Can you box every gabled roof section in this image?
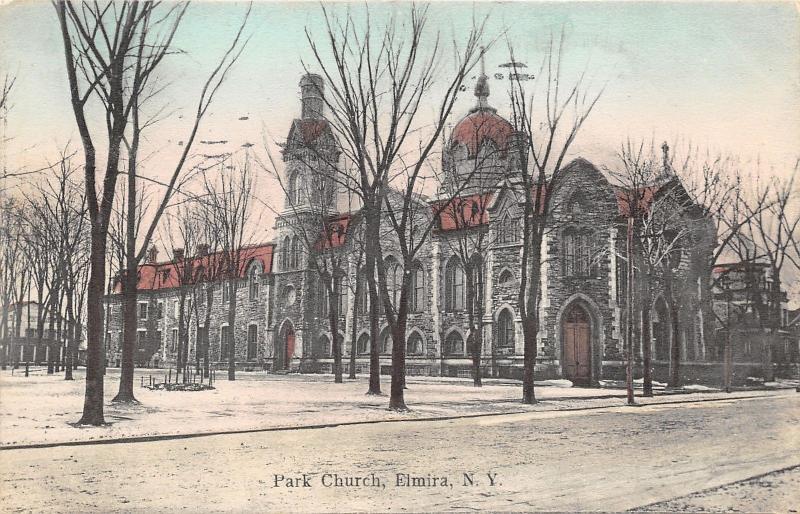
[315,213,353,250]
[112,243,275,293]
[434,192,493,232]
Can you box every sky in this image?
[0,1,798,228]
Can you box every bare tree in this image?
[731,162,799,382]
[54,1,250,419]
[0,194,28,368]
[507,33,602,404]
[200,153,257,381]
[305,4,487,409]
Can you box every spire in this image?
[474,46,490,110]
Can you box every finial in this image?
[474,47,490,110]
[661,141,670,173]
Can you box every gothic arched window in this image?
[288,170,304,205]
[357,333,370,354]
[497,309,515,350]
[563,228,595,277]
[498,269,514,285]
[357,270,369,315]
[409,261,425,313]
[385,256,401,309]
[290,236,302,269]
[445,258,466,312]
[248,261,261,301]
[380,327,392,354]
[497,213,518,244]
[317,334,331,357]
[407,332,424,356]
[281,236,291,269]
[444,331,464,355]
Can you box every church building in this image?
[104,71,723,386]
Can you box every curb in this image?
[629,461,800,512]
[1,391,790,452]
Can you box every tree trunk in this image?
[47,288,57,374]
[465,264,483,387]
[641,302,653,397]
[227,280,236,381]
[113,267,138,403]
[64,290,74,380]
[521,230,542,405]
[328,278,343,384]
[348,274,359,380]
[665,269,681,388]
[625,217,635,404]
[365,212,381,395]
[389,316,408,411]
[78,225,107,425]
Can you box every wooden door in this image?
[563,305,591,384]
[284,328,295,369]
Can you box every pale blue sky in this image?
[1,1,798,179]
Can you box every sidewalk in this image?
[0,368,793,449]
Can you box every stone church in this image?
[104,72,718,385]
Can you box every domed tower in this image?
[272,73,341,372]
[443,53,522,194]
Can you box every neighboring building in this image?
[1,301,80,366]
[712,262,799,381]
[104,72,793,385]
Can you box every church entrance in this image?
[280,322,295,370]
[562,303,591,385]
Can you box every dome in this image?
[450,109,514,158]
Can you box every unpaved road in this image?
[1,393,798,512]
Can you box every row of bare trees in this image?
[0,152,89,378]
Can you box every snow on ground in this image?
[0,367,787,448]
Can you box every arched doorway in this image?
[653,298,670,361]
[562,303,591,385]
[279,322,295,370]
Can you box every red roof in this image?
[114,243,274,293]
[315,214,352,250]
[451,110,514,158]
[612,185,660,217]
[435,192,493,231]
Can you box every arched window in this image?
[288,170,304,205]
[336,276,347,315]
[498,269,514,285]
[318,279,329,317]
[563,228,594,277]
[568,193,584,214]
[357,333,370,354]
[282,236,291,269]
[407,331,424,355]
[247,324,258,359]
[291,236,302,269]
[445,258,466,312]
[357,270,369,315]
[380,327,392,354]
[444,331,464,356]
[248,261,261,301]
[497,309,515,350]
[317,334,331,357]
[470,254,484,298]
[497,214,518,244]
[385,256,401,309]
[409,261,425,313]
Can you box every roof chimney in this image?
[197,243,209,257]
[173,248,185,262]
[300,73,324,119]
[146,246,159,264]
